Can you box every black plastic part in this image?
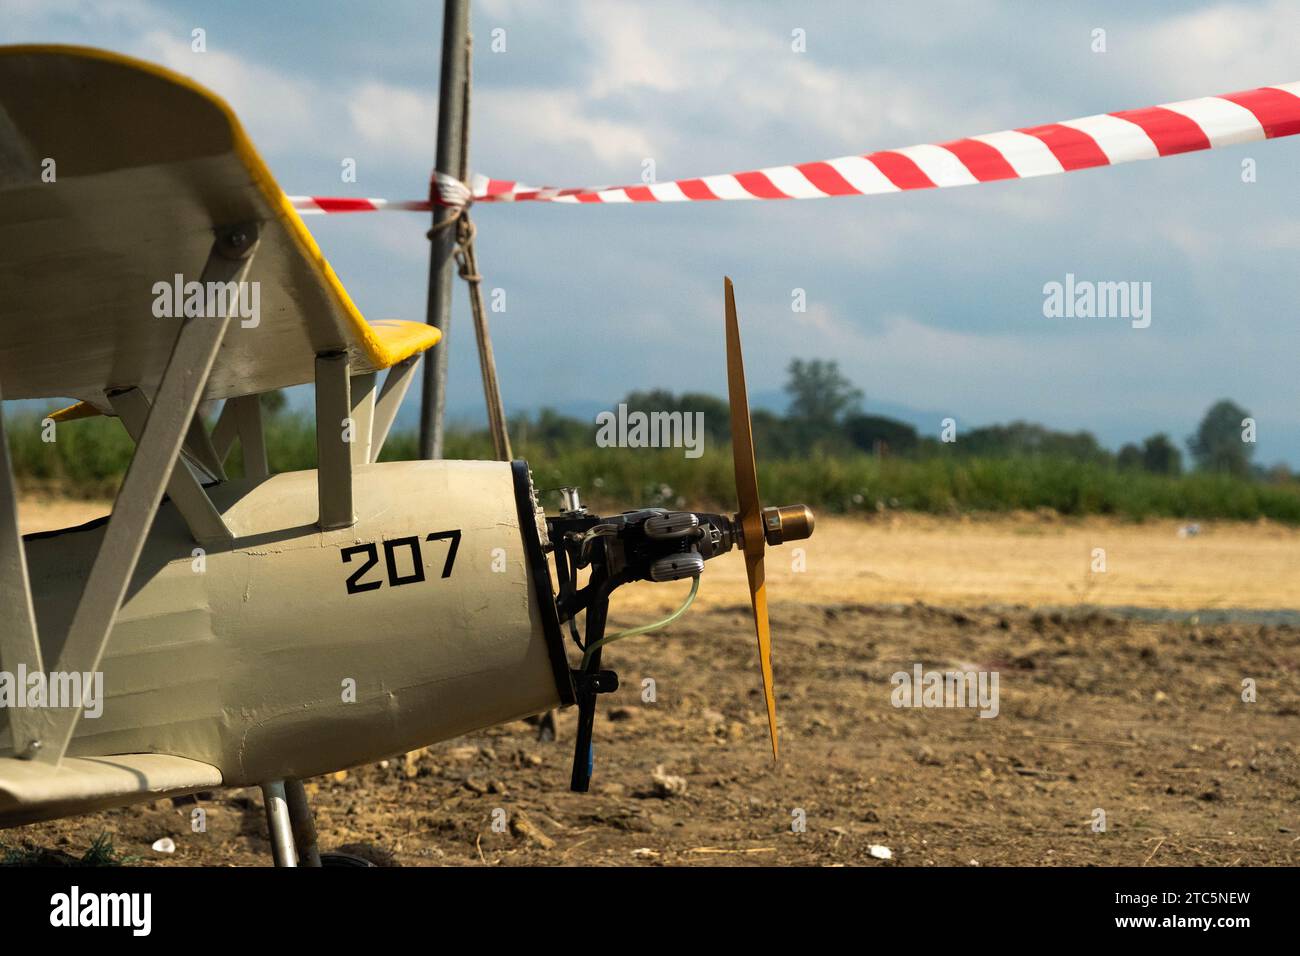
[511,460,577,706]
[546,505,735,791]
[571,664,620,790]
[570,685,597,792]
[548,530,587,650]
[570,671,620,793]
[570,597,615,792]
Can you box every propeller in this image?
[724,277,815,760]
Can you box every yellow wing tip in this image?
[359,320,441,370]
[49,401,101,423]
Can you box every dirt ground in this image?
[17,496,1300,611]
[5,500,1298,866]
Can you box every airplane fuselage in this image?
[3,460,570,786]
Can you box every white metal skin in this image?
[4,460,564,787]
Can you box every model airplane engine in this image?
[542,488,814,790]
[529,278,816,791]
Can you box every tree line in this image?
[508,359,1282,481]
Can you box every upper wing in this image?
[0,45,438,407]
[0,752,222,828]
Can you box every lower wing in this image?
[0,753,222,828]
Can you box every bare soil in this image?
[14,494,109,535]
[6,503,1297,866]
[5,601,1296,867]
[615,511,1300,616]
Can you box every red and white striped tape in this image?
[288,196,432,214]
[288,81,1300,214]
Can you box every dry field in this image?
[5,499,1298,866]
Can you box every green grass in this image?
[7,413,137,498]
[0,832,135,867]
[8,411,1300,524]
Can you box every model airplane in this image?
[0,46,813,865]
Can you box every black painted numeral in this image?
[342,529,462,594]
[384,536,426,587]
[341,543,382,594]
[425,529,462,579]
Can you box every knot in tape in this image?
[431,171,472,210]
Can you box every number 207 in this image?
[341,531,461,595]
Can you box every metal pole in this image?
[261,780,298,867]
[284,778,322,868]
[420,0,471,459]
[453,34,513,461]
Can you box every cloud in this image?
[476,88,657,169]
[1131,0,1300,93]
[7,0,1299,462]
[577,1,692,99]
[346,81,436,163]
[458,0,1021,186]
[3,0,160,32]
[135,31,321,155]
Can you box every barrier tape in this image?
[287,81,1300,214]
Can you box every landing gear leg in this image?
[570,596,618,792]
[525,710,558,741]
[285,778,322,867]
[261,780,298,867]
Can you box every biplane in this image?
[0,46,811,865]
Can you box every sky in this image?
[5,0,1299,465]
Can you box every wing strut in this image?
[211,399,238,462]
[315,351,355,530]
[0,382,46,758]
[27,224,260,766]
[370,357,419,462]
[232,395,269,479]
[348,372,377,466]
[210,394,269,478]
[110,387,232,545]
[183,413,226,481]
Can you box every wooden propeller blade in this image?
[745,551,778,759]
[725,276,778,760]
[725,278,762,551]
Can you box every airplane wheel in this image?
[319,851,377,867]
